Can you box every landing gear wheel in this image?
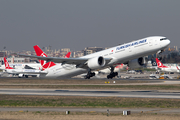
[106,66,118,79]
[107,75,112,79]
[107,72,118,79]
[85,69,95,79]
[84,75,91,79]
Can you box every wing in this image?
[18,54,112,68]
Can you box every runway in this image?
[0,80,180,86]
[0,107,180,114]
[0,89,180,99]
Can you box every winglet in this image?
[4,57,14,69]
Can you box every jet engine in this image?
[128,57,148,69]
[87,56,105,69]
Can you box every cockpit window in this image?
[160,38,168,41]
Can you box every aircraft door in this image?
[154,39,158,46]
[149,39,153,46]
[129,46,132,52]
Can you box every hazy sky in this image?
[0,0,180,52]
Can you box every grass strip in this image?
[0,95,180,108]
[1,112,180,120]
[1,84,180,90]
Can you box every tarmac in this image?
[0,77,180,113]
[0,107,180,114]
[0,88,180,99]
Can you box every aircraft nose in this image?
[166,39,171,45]
[163,39,170,47]
[160,39,170,49]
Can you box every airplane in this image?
[3,57,47,78]
[33,45,71,70]
[156,58,180,73]
[0,61,41,70]
[3,49,71,78]
[0,48,71,71]
[19,36,170,79]
[34,45,130,78]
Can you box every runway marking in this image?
[0,89,180,99]
[0,80,180,85]
[0,107,180,113]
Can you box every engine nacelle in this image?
[128,57,147,69]
[87,56,105,69]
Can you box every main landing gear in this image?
[107,66,118,79]
[84,69,95,79]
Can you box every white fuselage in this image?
[158,66,180,73]
[40,36,170,78]
[5,69,46,74]
[0,63,41,70]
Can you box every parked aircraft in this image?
[20,36,170,79]
[3,49,71,78]
[0,62,41,70]
[33,45,71,70]
[156,58,180,73]
[3,57,47,78]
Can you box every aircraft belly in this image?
[45,66,86,78]
[58,68,86,78]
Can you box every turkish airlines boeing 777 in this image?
[20,36,170,79]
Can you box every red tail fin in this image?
[155,58,168,68]
[64,52,71,58]
[33,45,48,57]
[4,57,14,69]
[41,52,71,70]
[33,45,56,70]
[41,62,56,70]
[33,45,48,66]
[33,45,71,70]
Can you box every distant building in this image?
[61,48,71,53]
[84,47,104,55]
[0,57,25,64]
[0,52,6,57]
[84,49,93,55]
[73,51,84,58]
